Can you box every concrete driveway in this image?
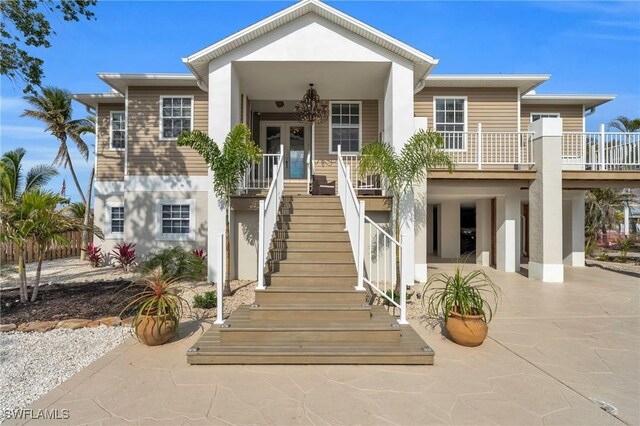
[8,264,638,425]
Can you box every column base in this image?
[563,252,585,267]
[529,261,564,283]
[414,263,428,284]
[476,251,490,267]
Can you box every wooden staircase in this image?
[187,195,434,365]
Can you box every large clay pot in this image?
[134,315,177,346]
[445,310,488,347]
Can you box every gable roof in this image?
[183,0,438,88]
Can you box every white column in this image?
[413,117,429,283]
[623,204,630,236]
[563,191,585,267]
[440,200,460,259]
[384,60,416,285]
[496,194,520,272]
[207,61,241,282]
[475,199,491,266]
[528,118,564,282]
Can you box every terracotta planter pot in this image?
[445,310,488,347]
[134,314,177,346]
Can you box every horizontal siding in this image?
[128,87,208,176]
[96,103,125,181]
[521,104,584,132]
[414,87,519,131]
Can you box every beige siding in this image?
[127,87,208,176]
[314,100,379,182]
[96,103,125,181]
[521,104,584,132]
[414,87,519,131]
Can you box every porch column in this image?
[384,60,416,285]
[414,117,429,282]
[563,190,585,267]
[496,194,521,272]
[440,200,460,260]
[528,118,564,282]
[475,198,491,266]
[207,61,241,282]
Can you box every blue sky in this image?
[1,0,639,202]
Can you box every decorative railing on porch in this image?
[562,126,640,171]
[257,145,285,289]
[337,145,408,324]
[239,153,281,191]
[340,154,383,195]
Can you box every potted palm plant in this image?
[122,268,189,346]
[421,265,501,347]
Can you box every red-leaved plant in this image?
[112,242,136,272]
[82,243,103,267]
[192,249,206,259]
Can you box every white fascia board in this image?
[72,93,124,109]
[97,73,198,94]
[521,94,616,108]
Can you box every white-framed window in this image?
[105,201,124,239]
[530,112,560,122]
[330,101,361,153]
[434,97,467,151]
[110,111,126,150]
[160,96,193,140]
[156,199,196,241]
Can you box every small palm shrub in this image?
[193,291,216,309]
[616,234,635,262]
[139,246,207,281]
[112,242,136,272]
[82,243,103,267]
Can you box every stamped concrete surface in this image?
[7,264,638,426]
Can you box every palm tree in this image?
[0,148,58,202]
[585,189,635,248]
[177,124,262,295]
[22,86,93,204]
[608,116,640,133]
[359,129,454,289]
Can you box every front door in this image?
[260,122,309,179]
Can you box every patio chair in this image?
[311,175,336,196]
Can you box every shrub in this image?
[112,242,136,272]
[139,246,206,281]
[82,243,103,267]
[193,291,217,309]
[616,235,635,260]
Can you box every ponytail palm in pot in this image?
[422,265,501,347]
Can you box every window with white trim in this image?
[110,206,124,234]
[162,204,190,234]
[330,102,360,153]
[160,97,192,139]
[110,112,126,150]
[435,98,466,151]
[531,113,559,122]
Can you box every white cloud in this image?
[1,124,50,140]
[0,96,27,114]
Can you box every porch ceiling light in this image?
[294,83,329,124]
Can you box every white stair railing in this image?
[214,233,225,325]
[257,145,284,290]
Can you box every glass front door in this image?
[261,122,308,179]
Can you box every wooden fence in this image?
[1,230,93,264]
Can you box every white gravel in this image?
[0,326,128,422]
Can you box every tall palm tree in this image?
[359,129,454,289]
[0,148,58,202]
[608,116,640,133]
[22,87,93,204]
[177,125,262,296]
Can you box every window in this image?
[110,206,124,234]
[531,113,560,122]
[434,97,466,151]
[110,112,126,150]
[160,97,193,139]
[156,199,195,241]
[330,102,360,153]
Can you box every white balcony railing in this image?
[240,153,281,191]
[340,154,383,195]
[562,125,640,171]
[257,146,284,290]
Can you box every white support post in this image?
[256,200,265,290]
[600,123,606,171]
[356,200,365,291]
[398,234,408,325]
[214,234,224,325]
[477,123,483,170]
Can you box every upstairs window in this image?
[160,96,193,140]
[531,113,559,122]
[110,111,126,150]
[435,97,466,151]
[330,102,360,153]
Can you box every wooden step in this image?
[267,260,355,274]
[277,222,346,232]
[255,286,365,305]
[272,231,348,241]
[279,209,343,217]
[278,215,344,224]
[268,249,353,262]
[265,274,356,286]
[271,240,352,250]
[249,304,372,322]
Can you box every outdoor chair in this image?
[311,175,336,195]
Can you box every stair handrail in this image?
[337,145,365,291]
[257,144,285,290]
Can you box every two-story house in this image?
[73,0,638,364]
